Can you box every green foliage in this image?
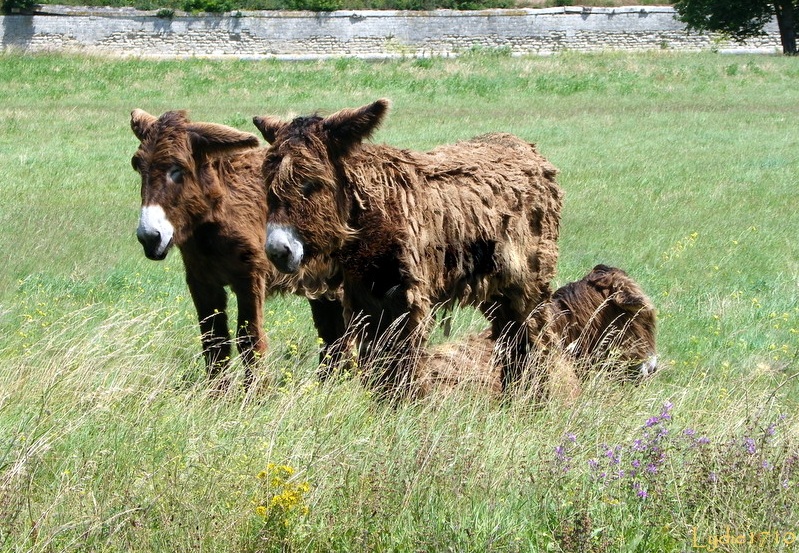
[284,0,341,11]
[182,0,233,12]
[674,0,775,41]
[674,0,798,54]
[1,0,36,14]
[27,0,516,11]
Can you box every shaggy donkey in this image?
[415,264,657,399]
[550,264,657,381]
[130,109,345,382]
[253,99,563,395]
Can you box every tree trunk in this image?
[774,0,797,54]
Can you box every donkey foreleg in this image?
[187,276,231,380]
[483,290,553,399]
[232,275,268,386]
[308,297,349,381]
[373,296,432,399]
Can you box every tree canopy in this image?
[675,0,797,54]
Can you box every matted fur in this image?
[254,99,563,396]
[414,264,657,399]
[550,264,657,381]
[414,329,581,404]
[130,109,344,382]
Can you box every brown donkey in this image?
[550,264,658,381]
[130,109,345,383]
[253,99,563,396]
[415,265,658,399]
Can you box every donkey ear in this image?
[611,280,653,312]
[187,122,260,155]
[588,266,652,312]
[252,115,285,144]
[322,98,391,154]
[130,109,158,142]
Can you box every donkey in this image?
[130,109,345,383]
[549,264,658,381]
[416,264,657,398]
[253,99,563,396]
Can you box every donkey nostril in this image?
[137,229,160,246]
[268,243,288,262]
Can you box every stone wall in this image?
[0,5,782,59]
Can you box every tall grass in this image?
[1,51,797,551]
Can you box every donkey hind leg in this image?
[233,275,267,388]
[187,277,231,381]
[308,297,350,382]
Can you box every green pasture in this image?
[0,51,797,551]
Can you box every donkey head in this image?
[585,264,658,377]
[253,99,390,273]
[129,109,259,260]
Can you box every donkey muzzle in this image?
[137,205,174,261]
[265,223,304,274]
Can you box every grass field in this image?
[0,51,797,552]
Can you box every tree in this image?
[674,0,797,55]
[1,0,37,14]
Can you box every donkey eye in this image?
[301,179,318,197]
[168,166,184,184]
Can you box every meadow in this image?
[0,51,797,551]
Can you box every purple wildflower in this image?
[588,458,599,470]
[683,428,696,437]
[631,459,641,469]
[697,436,710,445]
[645,416,660,428]
[605,446,621,465]
[766,423,776,437]
[708,472,718,483]
[744,437,756,455]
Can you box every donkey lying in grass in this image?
[550,264,657,381]
[130,109,345,383]
[416,264,657,398]
[253,99,563,397]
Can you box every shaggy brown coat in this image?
[415,265,657,399]
[253,99,563,395]
[130,109,344,382]
[550,264,657,380]
[415,329,581,403]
